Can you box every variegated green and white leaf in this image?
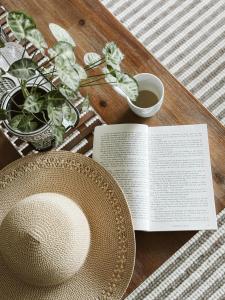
[62,103,78,127]
[26,28,47,51]
[24,94,44,113]
[102,42,124,68]
[49,23,75,47]
[9,114,38,132]
[103,66,119,84]
[7,11,36,40]
[116,73,138,102]
[56,64,80,91]
[47,101,63,126]
[49,41,75,64]
[81,95,90,113]
[59,85,78,101]
[8,58,38,80]
[52,125,65,146]
[48,48,56,58]
[103,65,121,83]
[84,52,101,68]
[72,63,87,80]
[44,90,65,104]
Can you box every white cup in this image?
[115,73,164,118]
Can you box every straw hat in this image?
[0,151,135,300]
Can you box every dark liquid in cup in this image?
[135,90,159,108]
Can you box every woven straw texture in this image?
[101,0,225,126]
[0,193,91,287]
[126,209,225,300]
[0,151,135,300]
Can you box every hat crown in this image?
[0,193,90,287]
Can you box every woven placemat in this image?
[126,210,225,300]
[0,6,104,158]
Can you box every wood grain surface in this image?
[1,0,225,298]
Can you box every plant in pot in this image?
[0,11,138,150]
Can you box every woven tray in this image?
[0,6,104,158]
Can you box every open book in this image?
[93,124,217,231]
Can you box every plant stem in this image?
[84,57,103,69]
[41,111,48,123]
[26,70,56,83]
[21,42,27,59]
[86,73,107,79]
[85,58,105,71]
[29,111,48,125]
[80,81,117,87]
[20,80,30,99]
[35,66,56,91]
[7,109,23,114]
[31,48,39,60]
[10,96,23,110]
[81,77,107,86]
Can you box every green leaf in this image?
[49,41,75,64]
[102,42,124,68]
[84,52,101,68]
[49,23,75,47]
[24,94,44,113]
[26,28,47,50]
[9,114,24,129]
[62,103,78,127]
[44,90,65,114]
[7,11,36,40]
[47,101,63,126]
[44,90,65,104]
[51,125,65,146]
[116,73,138,101]
[72,63,87,80]
[0,108,8,120]
[104,68,138,101]
[9,114,38,132]
[103,66,120,84]
[56,64,80,91]
[8,58,38,80]
[45,90,68,126]
[81,95,90,113]
[59,85,78,101]
[49,42,81,90]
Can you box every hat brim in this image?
[0,151,135,300]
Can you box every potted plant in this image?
[0,11,138,150]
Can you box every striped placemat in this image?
[101,0,225,127]
[126,210,225,300]
[0,6,104,158]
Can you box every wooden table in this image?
[1,0,225,298]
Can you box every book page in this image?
[93,124,150,231]
[148,124,217,231]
